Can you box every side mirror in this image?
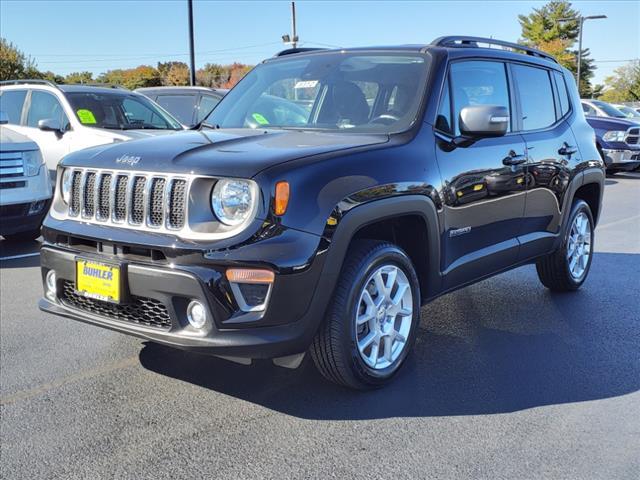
[0,111,8,125]
[459,105,509,138]
[38,118,62,133]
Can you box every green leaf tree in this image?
[518,0,596,95]
[65,71,94,84]
[0,37,40,80]
[599,60,640,102]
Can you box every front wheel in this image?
[536,199,594,291]
[310,240,421,389]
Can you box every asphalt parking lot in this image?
[1,172,639,479]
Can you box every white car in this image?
[0,81,184,180]
[0,112,51,241]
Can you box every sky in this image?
[1,0,638,85]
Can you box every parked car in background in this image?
[0,111,51,241]
[613,104,640,121]
[581,99,640,123]
[585,115,640,173]
[135,86,227,128]
[0,80,183,180]
[39,37,604,389]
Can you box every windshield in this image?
[66,92,182,130]
[617,106,640,118]
[592,100,627,118]
[205,52,430,134]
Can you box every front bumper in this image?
[38,227,331,359]
[0,199,51,236]
[602,148,640,170]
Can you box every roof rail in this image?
[274,47,328,57]
[0,79,60,89]
[68,83,128,90]
[430,36,558,63]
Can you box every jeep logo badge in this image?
[115,154,141,166]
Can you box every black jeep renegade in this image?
[39,37,604,389]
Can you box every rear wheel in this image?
[310,240,421,389]
[536,199,594,291]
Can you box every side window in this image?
[435,79,452,134]
[553,71,570,118]
[0,89,27,124]
[26,91,69,129]
[512,64,556,131]
[155,95,196,125]
[450,61,510,135]
[197,95,221,123]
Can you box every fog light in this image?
[45,270,57,299]
[186,300,207,329]
[29,200,46,215]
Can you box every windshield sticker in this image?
[252,113,270,125]
[294,80,318,89]
[77,109,97,124]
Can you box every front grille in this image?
[626,127,639,146]
[65,168,189,232]
[60,280,171,330]
[0,151,24,178]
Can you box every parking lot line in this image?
[0,252,41,261]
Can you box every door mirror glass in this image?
[0,111,8,125]
[38,118,62,133]
[459,105,509,137]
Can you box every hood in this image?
[585,116,639,131]
[61,128,389,178]
[0,126,39,152]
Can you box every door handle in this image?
[558,143,578,156]
[502,151,527,166]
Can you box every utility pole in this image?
[187,0,196,86]
[291,1,298,49]
[560,14,606,95]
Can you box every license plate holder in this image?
[75,258,124,304]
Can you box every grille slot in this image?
[113,175,128,221]
[130,176,147,225]
[66,168,190,234]
[97,174,112,220]
[168,180,187,229]
[148,178,166,227]
[60,281,171,330]
[626,128,639,146]
[83,172,97,217]
[0,152,24,178]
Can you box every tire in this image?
[536,199,594,292]
[310,240,421,389]
[3,229,41,242]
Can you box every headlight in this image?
[602,130,626,142]
[61,169,73,204]
[211,179,255,226]
[23,150,44,177]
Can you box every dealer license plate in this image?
[76,259,121,303]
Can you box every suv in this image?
[0,81,183,180]
[1,112,51,241]
[38,37,604,389]
[135,86,227,128]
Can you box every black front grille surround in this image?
[626,127,639,146]
[60,280,171,330]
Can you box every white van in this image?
[0,81,183,180]
[0,112,51,241]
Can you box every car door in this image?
[512,64,577,259]
[435,60,527,288]
[15,89,73,179]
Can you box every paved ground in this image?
[1,172,639,479]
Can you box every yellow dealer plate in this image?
[76,259,121,303]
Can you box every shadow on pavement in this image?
[139,252,639,419]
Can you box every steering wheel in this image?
[369,113,401,125]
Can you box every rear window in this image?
[155,94,197,125]
[512,64,556,131]
[0,89,27,124]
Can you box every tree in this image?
[165,63,190,86]
[98,65,161,89]
[0,37,39,80]
[65,71,94,84]
[157,61,189,85]
[196,63,228,88]
[518,1,596,94]
[598,60,640,102]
